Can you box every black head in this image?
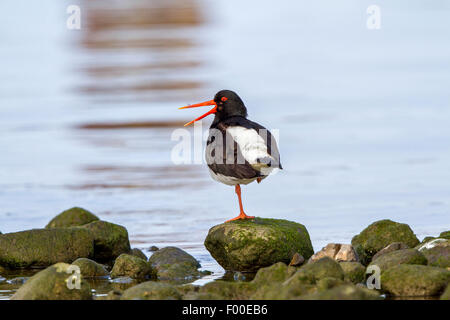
[179,90,248,127]
[213,90,248,122]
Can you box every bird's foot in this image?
[225,212,255,223]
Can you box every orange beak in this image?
[178,99,217,126]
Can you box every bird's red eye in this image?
[221,97,228,102]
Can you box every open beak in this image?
[179,99,217,126]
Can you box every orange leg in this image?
[225,184,255,222]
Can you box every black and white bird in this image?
[179,90,282,222]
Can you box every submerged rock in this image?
[129,248,147,261]
[299,284,381,300]
[148,247,203,281]
[381,264,450,297]
[72,258,108,278]
[309,243,358,263]
[46,207,99,229]
[369,249,427,273]
[121,281,181,300]
[340,262,366,284]
[111,254,156,280]
[204,218,314,272]
[418,239,450,268]
[0,228,94,269]
[77,220,131,263]
[372,242,409,261]
[351,219,419,265]
[11,263,92,300]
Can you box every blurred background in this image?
[1,0,450,280]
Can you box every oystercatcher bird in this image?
[179,90,282,222]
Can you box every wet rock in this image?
[46,207,99,229]
[111,254,156,280]
[204,218,314,272]
[369,249,427,273]
[121,281,181,300]
[381,264,450,296]
[439,231,450,240]
[441,285,450,300]
[0,228,94,268]
[309,243,358,263]
[148,246,159,252]
[96,290,122,300]
[300,284,381,300]
[77,220,131,263]
[148,247,203,281]
[340,262,366,284]
[351,219,419,265]
[129,248,147,261]
[11,263,92,300]
[289,253,305,266]
[372,242,409,261]
[72,258,109,278]
[418,239,450,268]
[252,262,297,286]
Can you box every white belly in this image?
[208,168,258,186]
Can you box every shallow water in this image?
[1,0,450,299]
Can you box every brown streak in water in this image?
[77,120,188,129]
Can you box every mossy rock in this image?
[440,285,450,300]
[121,281,181,300]
[199,281,256,300]
[11,263,92,300]
[381,264,450,297]
[111,254,156,280]
[72,258,108,278]
[372,242,409,261]
[340,262,366,284]
[77,220,130,263]
[299,284,381,300]
[148,247,202,281]
[251,262,297,286]
[46,207,99,229]
[0,228,94,269]
[369,249,427,273]
[439,231,450,240]
[204,218,313,272]
[418,239,450,268]
[294,257,345,284]
[129,248,147,261]
[351,219,419,265]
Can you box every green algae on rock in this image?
[111,254,156,280]
[11,263,92,300]
[120,281,181,300]
[439,231,450,240]
[369,249,427,273]
[46,207,99,229]
[381,264,450,297]
[299,284,381,300]
[351,219,419,265]
[76,220,131,263]
[441,284,450,300]
[251,262,297,286]
[340,262,366,284]
[0,228,94,269]
[371,242,409,261]
[148,246,204,281]
[129,248,147,261]
[204,218,313,272]
[418,239,450,268]
[72,258,109,278]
